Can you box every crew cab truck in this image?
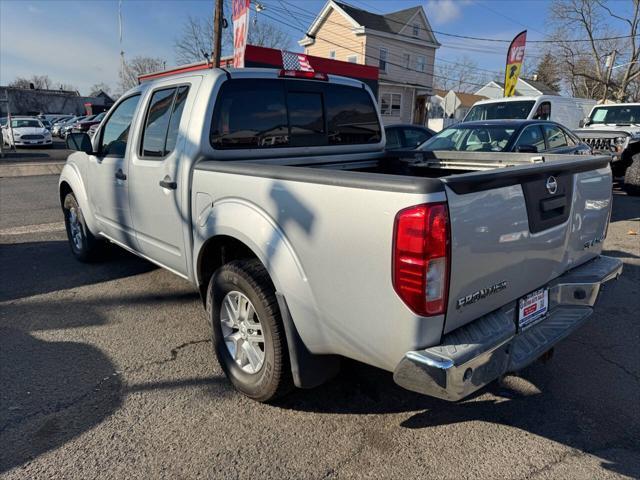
[574,103,640,196]
[60,67,622,402]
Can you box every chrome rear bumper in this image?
[393,255,623,401]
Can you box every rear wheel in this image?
[62,192,103,262]
[623,154,640,196]
[207,259,293,402]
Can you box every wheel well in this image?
[197,235,259,301]
[59,181,72,206]
[622,143,640,167]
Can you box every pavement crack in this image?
[0,338,211,434]
[567,338,640,383]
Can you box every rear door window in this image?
[543,124,568,149]
[514,125,545,152]
[141,85,191,158]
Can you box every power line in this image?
[278,0,640,45]
[255,8,491,89]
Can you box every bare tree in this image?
[549,0,639,101]
[434,56,482,93]
[88,82,112,97]
[174,15,292,65]
[119,56,166,93]
[9,74,53,90]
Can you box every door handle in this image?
[115,169,127,181]
[159,178,177,190]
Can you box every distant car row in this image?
[0,111,109,148]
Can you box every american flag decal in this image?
[281,51,314,72]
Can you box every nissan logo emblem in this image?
[546,176,558,195]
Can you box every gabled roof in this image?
[454,91,488,107]
[300,0,439,47]
[334,1,421,35]
[476,79,558,97]
[520,78,559,96]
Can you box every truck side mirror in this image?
[66,132,94,154]
[579,117,590,128]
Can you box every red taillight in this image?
[279,69,328,81]
[392,203,450,316]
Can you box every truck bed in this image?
[193,153,612,370]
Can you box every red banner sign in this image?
[504,30,527,97]
[232,0,250,68]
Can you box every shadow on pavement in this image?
[0,240,157,302]
[611,189,640,222]
[0,327,123,473]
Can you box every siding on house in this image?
[301,1,439,126]
[304,8,366,64]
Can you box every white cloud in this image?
[426,0,465,24]
[27,5,43,14]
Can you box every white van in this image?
[463,95,596,129]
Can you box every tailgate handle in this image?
[541,195,565,212]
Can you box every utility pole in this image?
[602,50,616,103]
[212,0,223,67]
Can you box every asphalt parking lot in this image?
[1,138,71,164]
[1,173,639,479]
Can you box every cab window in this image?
[210,79,380,149]
[100,95,141,157]
[533,101,551,120]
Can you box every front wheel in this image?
[207,259,293,402]
[62,192,103,262]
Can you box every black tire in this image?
[207,259,293,402]
[62,192,103,262]
[623,155,640,196]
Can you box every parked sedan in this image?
[61,115,93,138]
[72,111,106,133]
[385,124,435,150]
[418,120,591,155]
[2,117,52,147]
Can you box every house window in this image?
[379,48,388,72]
[416,55,426,72]
[404,53,410,68]
[329,50,336,59]
[412,23,419,37]
[347,54,358,63]
[380,93,402,116]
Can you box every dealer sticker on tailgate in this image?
[518,288,548,330]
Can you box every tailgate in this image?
[442,156,612,334]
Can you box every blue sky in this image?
[0,0,632,95]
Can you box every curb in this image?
[0,162,64,178]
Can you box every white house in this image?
[427,88,487,131]
[475,78,559,99]
[299,1,441,125]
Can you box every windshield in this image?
[420,124,516,152]
[589,105,640,125]
[11,119,42,128]
[465,101,536,121]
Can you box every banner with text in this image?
[504,30,527,97]
[232,0,250,67]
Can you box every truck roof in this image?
[137,66,366,90]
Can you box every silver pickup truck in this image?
[60,68,622,402]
